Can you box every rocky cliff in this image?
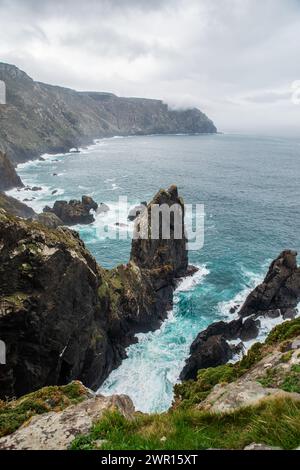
[0,63,217,165]
[0,151,23,191]
[0,185,189,399]
[180,250,300,381]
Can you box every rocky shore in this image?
[0,185,191,399]
[180,250,300,380]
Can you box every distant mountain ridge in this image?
[0,63,217,165]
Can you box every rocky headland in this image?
[0,62,217,166]
[0,185,191,399]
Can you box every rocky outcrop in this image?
[0,387,134,450]
[131,185,188,277]
[0,185,189,399]
[37,212,64,229]
[239,250,300,318]
[0,151,23,191]
[0,193,36,219]
[0,62,217,165]
[180,335,233,381]
[180,250,300,382]
[198,334,300,414]
[44,196,98,225]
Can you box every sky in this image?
[0,0,300,134]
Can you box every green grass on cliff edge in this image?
[0,381,88,438]
[70,317,300,450]
[70,398,300,450]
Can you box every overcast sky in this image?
[0,0,299,134]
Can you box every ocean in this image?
[8,133,300,413]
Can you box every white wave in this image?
[97,265,209,413]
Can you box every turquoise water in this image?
[9,134,300,412]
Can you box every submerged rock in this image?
[44,195,98,225]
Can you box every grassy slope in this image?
[70,318,300,450]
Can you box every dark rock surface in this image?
[180,250,300,382]
[239,250,300,318]
[131,185,188,278]
[0,62,217,165]
[180,335,233,381]
[0,151,23,191]
[44,196,98,225]
[0,185,190,399]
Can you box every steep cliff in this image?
[0,63,217,165]
[0,185,189,399]
[0,151,23,191]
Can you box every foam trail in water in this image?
[98,265,209,413]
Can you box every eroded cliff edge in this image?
[0,185,190,399]
[0,63,217,165]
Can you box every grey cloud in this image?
[0,0,299,133]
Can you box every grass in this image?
[0,381,88,438]
[174,342,264,408]
[266,318,300,345]
[70,397,300,450]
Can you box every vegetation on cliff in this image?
[70,318,300,450]
[0,62,217,165]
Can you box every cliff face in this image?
[0,63,217,165]
[0,151,23,191]
[0,185,189,399]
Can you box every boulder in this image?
[44,195,98,225]
[180,335,233,381]
[239,317,260,341]
[0,394,134,450]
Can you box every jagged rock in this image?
[239,250,300,318]
[44,195,98,225]
[0,186,189,398]
[239,317,260,341]
[0,394,134,450]
[180,335,233,381]
[37,212,64,228]
[0,151,23,191]
[131,185,188,278]
[0,193,36,219]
